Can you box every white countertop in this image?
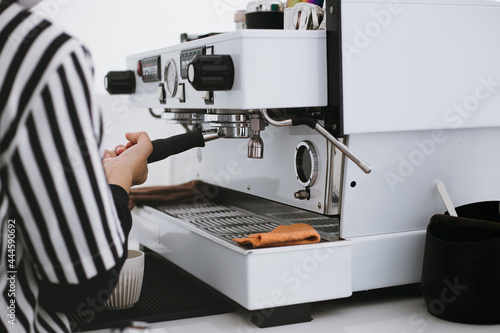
[89,284,500,333]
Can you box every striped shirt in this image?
[0,1,131,332]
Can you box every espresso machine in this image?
[105,0,500,326]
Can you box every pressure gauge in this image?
[164,58,178,98]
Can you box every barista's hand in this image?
[103,132,153,193]
[104,140,134,158]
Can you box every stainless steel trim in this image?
[204,114,250,123]
[204,113,250,138]
[161,112,205,124]
[217,126,249,138]
[324,140,343,215]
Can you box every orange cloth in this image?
[128,180,208,209]
[233,223,321,248]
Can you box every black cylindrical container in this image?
[245,1,285,29]
[245,11,284,29]
[421,201,500,324]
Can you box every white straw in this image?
[437,182,458,217]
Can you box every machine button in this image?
[136,60,142,76]
[176,83,185,103]
[104,71,136,95]
[187,55,234,91]
[157,83,166,104]
[201,91,211,100]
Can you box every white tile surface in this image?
[88,284,500,333]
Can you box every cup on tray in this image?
[104,249,145,310]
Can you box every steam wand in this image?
[260,109,372,174]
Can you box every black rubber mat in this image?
[68,252,235,331]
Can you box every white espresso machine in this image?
[104,0,500,327]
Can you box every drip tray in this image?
[67,252,235,331]
[130,187,351,311]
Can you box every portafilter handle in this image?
[147,129,219,164]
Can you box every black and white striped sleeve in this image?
[5,23,130,306]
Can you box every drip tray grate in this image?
[151,190,340,244]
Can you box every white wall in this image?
[33,0,247,93]
[32,0,251,186]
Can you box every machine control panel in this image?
[139,55,161,82]
[125,30,328,110]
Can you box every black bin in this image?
[421,201,500,324]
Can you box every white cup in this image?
[285,3,325,30]
[104,250,145,310]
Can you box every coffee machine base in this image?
[129,186,425,319]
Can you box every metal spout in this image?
[248,133,264,159]
[248,112,266,159]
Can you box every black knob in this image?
[104,71,136,95]
[188,55,234,91]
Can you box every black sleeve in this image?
[109,184,133,237]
